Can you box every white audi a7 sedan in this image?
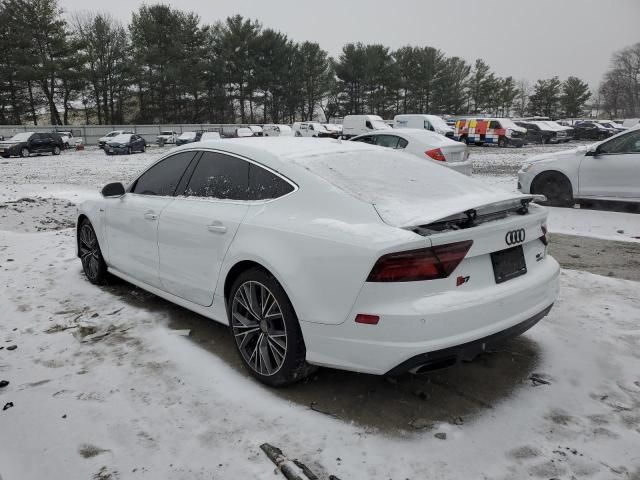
[77,138,560,386]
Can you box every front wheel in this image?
[228,268,313,387]
[498,137,506,148]
[53,146,61,155]
[78,220,109,285]
[20,147,30,158]
[532,173,574,207]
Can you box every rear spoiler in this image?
[409,195,546,236]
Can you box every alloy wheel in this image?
[20,148,29,158]
[231,281,288,376]
[79,223,101,280]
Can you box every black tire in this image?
[227,267,314,387]
[474,141,483,147]
[52,145,61,155]
[295,131,302,137]
[459,136,468,145]
[498,137,506,148]
[532,172,574,207]
[20,147,30,158]
[78,219,109,285]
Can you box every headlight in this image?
[506,129,513,138]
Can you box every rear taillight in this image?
[425,148,446,161]
[367,241,473,282]
[540,224,549,246]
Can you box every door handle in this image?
[207,222,227,233]
[144,212,158,221]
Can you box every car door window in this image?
[374,135,401,149]
[183,151,249,200]
[248,164,294,200]
[352,135,375,144]
[397,138,408,149]
[424,120,434,131]
[489,121,500,129]
[132,151,197,196]
[599,130,640,155]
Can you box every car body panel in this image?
[79,138,559,375]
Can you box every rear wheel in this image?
[498,137,507,148]
[20,147,30,158]
[532,172,574,207]
[78,220,109,285]
[228,268,313,387]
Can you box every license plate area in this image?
[491,245,527,284]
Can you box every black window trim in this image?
[128,148,298,204]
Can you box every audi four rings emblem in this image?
[505,229,526,245]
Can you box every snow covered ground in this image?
[0,143,639,479]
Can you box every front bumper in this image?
[104,145,129,154]
[505,136,525,146]
[301,255,560,375]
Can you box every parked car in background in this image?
[393,114,455,138]
[454,118,526,147]
[78,138,559,386]
[98,130,134,149]
[292,122,332,138]
[56,130,74,149]
[350,128,472,176]
[176,131,202,146]
[263,124,294,137]
[234,127,254,138]
[573,121,613,140]
[104,133,146,155]
[595,120,626,134]
[248,125,264,137]
[622,118,640,129]
[341,115,391,138]
[0,132,63,158]
[323,123,343,138]
[200,132,221,141]
[518,125,640,206]
[515,121,557,144]
[157,130,178,145]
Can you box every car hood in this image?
[0,140,19,146]
[525,145,593,164]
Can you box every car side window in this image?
[248,164,294,200]
[366,121,373,129]
[352,135,375,144]
[397,138,408,149]
[598,130,640,155]
[489,121,500,129]
[132,151,196,196]
[374,135,400,149]
[183,151,249,200]
[424,120,434,131]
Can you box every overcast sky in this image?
[60,0,640,88]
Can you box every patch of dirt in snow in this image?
[0,197,76,233]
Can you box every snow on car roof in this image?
[180,138,527,227]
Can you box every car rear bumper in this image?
[105,146,129,154]
[301,255,560,375]
[445,158,472,176]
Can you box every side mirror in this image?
[101,182,125,197]
[584,145,599,157]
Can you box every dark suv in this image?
[0,132,64,158]
[573,121,613,140]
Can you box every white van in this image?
[263,124,294,137]
[341,115,391,138]
[292,122,332,138]
[393,114,454,138]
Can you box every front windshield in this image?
[371,120,390,130]
[428,116,449,130]
[111,134,132,143]
[179,132,196,139]
[107,132,121,137]
[10,132,33,142]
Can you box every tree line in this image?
[597,42,640,118]
[0,0,606,126]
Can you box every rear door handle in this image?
[144,212,158,221]
[207,222,227,233]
